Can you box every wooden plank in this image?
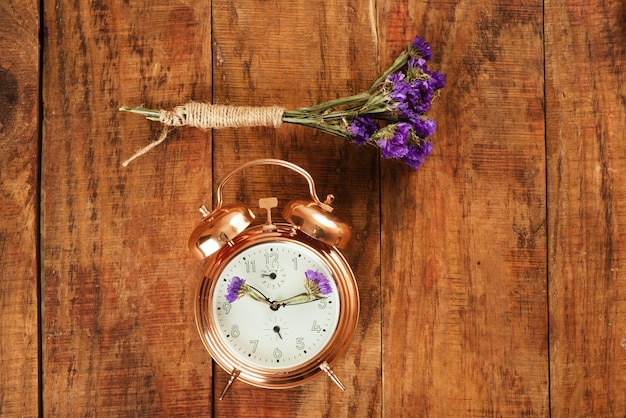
[379,1,548,415]
[546,0,626,415]
[42,2,214,415]
[0,1,41,417]
[209,0,382,415]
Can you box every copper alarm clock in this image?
[188,159,359,399]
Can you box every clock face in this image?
[210,240,341,370]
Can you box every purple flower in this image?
[401,141,433,169]
[428,71,446,90]
[387,72,406,84]
[349,116,378,145]
[411,117,436,138]
[389,76,411,104]
[408,80,435,114]
[408,57,428,69]
[377,123,412,159]
[407,44,445,91]
[388,76,435,119]
[225,276,247,303]
[304,270,332,296]
[410,36,432,61]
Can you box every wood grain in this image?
[209,0,382,416]
[546,0,626,415]
[379,1,549,416]
[0,1,40,417]
[42,1,213,415]
[3,0,622,415]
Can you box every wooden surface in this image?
[380,1,548,416]
[546,1,626,415]
[1,0,625,416]
[0,1,40,417]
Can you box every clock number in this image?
[231,324,240,338]
[292,257,299,270]
[245,260,256,273]
[222,302,232,314]
[249,340,259,353]
[311,320,322,333]
[273,347,282,359]
[317,299,327,309]
[264,252,279,268]
[296,337,305,350]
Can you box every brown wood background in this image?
[1,0,625,416]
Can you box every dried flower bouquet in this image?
[120,36,445,169]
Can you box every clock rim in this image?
[194,223,359,389]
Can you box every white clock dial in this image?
[211,240,341,370]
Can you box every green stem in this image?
[291,91,370,113]
[119,106,163,122]
[246,285,272,305]
[276,293,322,306]
[367,50,410,93]
[281,116,350,139]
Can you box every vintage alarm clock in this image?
[189,159,359,399]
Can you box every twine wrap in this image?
[160,103,285,129]
[122,103,285,166]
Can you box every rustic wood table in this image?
[2,0,625,416]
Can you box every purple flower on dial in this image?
[225,276,247,303]
[304,270,333,296]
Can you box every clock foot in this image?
[218,368,241,400]
[320,361,346,391]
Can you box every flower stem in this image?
[367,50,410,93]
[281,115,350,139]
[276,293,321,306]
[119,106,163,121]
[247,285,272,305]
[291,92,370,113]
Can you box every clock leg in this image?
[218,368,241,400]
[319,362,346,391]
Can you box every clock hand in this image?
[272,325,283,340]
[275,292,321,307]
[246,284,273,306]
[274,270,333,308]
[225,277,273,307]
